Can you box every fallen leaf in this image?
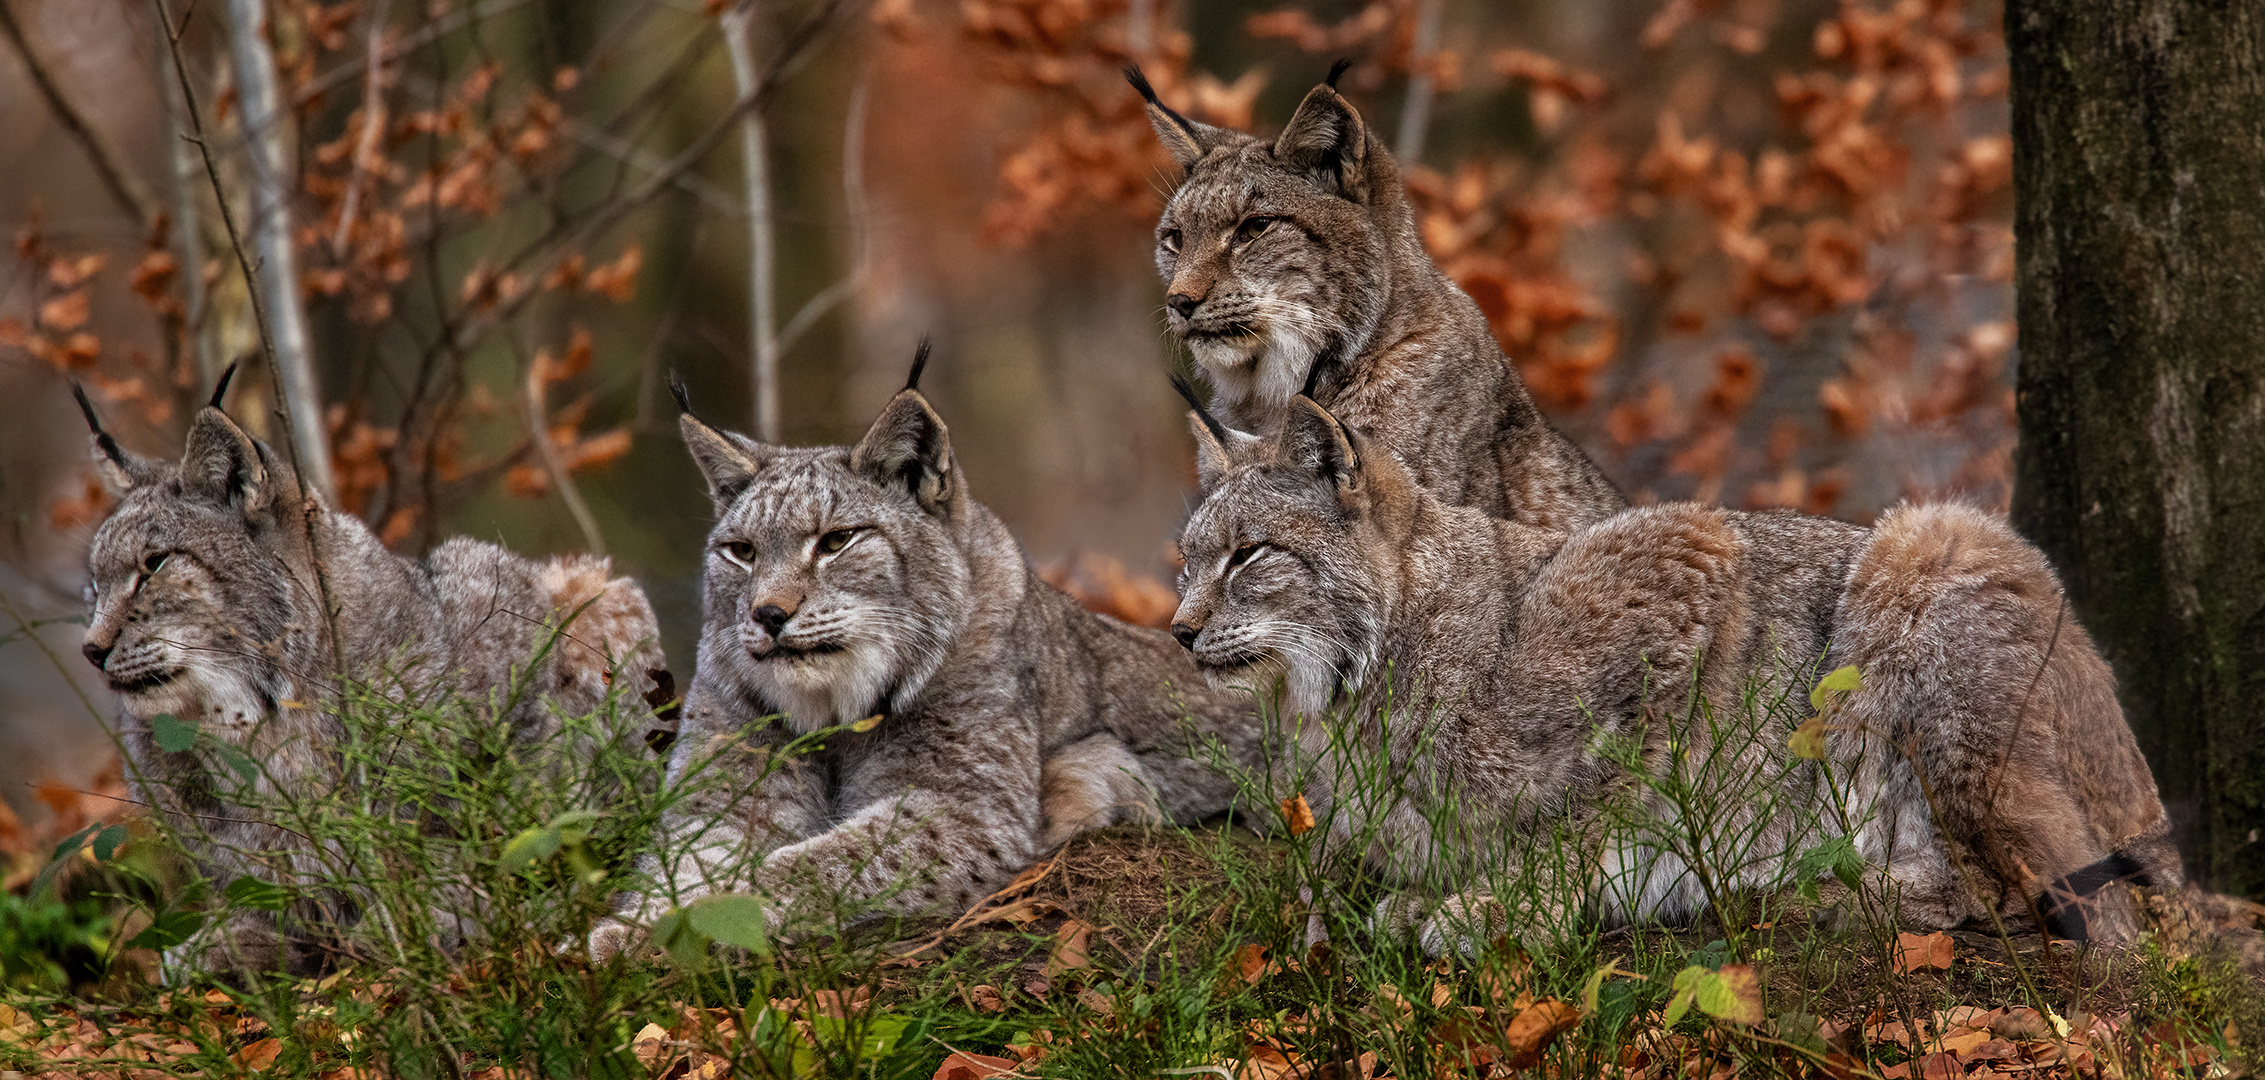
[1990,1007,2048,1040]
[932,1050,1019,1080]
[1279,793,1316,836]
[630,1021,670,1069]
[1891,930,1953,973]
[1230,942,1270,987]
[969,984,1007,1013]
[1044,919,1094,975]
[1503,998,1582,1068]
[235,1037,282,1070]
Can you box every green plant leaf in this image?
[1663,965,1707,1027]
[90,823,129,862]
[1794,834,1865,896]
[1693,965,1763,1025]
[212,744,260,784]
[1808,665,1862,711]
[224,876,292,912]
[129,910,205,951]
[499,827,562,873]
[684,893,771,954]
[651,909,708,968]
[151,713,197,753]
[1787,716,1827,760]
[548,809,604,845]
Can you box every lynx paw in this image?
[1414,894,1510,960]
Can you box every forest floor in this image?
[4,824,2262,1080]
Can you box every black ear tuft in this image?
[207,361,239,410]
[1125,63,1162,106]
[905,338,932,393]
[72,381,130,472]
[1169,375,1230,444]
[1326,58,1353,88]
[667,371,694,417]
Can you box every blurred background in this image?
[0,0,2012,851]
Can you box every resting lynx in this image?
[1132,64,1623,532]
[589,350,1260,957]
[1170,394,2179,949]
[76,373,665,976]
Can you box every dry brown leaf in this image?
[1044,918,1095,975]
[1892,930,1954,973]
[932,1050,1020,1080]
[39,290,89,331]
[1230,942,1270,987]
[1279,793,1316,836]
[1503,998,1582,1069]
[630,1021,671,1070]
[234,1037,282,1070]
[969,984,1007,1013]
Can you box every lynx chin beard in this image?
[1186,315,1330,420]
[113,651,271,742]
[1191,634,1349,723]
[743,617,949,736]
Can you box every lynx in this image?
[1132,64,1623,532]
[75,372,666,976]
[1169,394,2179,950]
[588,350,1261,957]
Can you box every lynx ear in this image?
[852,390,954,514]
[71,381,157,491]
[1273,83,1371,202]
[1127,64,1227,171]
[1171,375,1260,490]
[1281,396,1364,508]
[179,406,272,514]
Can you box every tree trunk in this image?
[2007,0,2265,897]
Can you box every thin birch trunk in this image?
[722,1,781,443]
[153,18,217,384]
[223,0,336,500]
[1394,0,1447,166]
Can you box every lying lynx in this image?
[76,373,665,976]
[1170,394,2179,949]
[1132,64,1622,532]
[588,350,1260,957]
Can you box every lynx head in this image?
[1132,62,1401,423]
[675,346,972,734]
[1170,389,1416,717]
[77,369,307,734]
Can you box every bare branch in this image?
[0,0,161,225]
[152,17,218,383]
[517,343,607,558]
[776,65,874,357]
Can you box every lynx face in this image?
[1171,402,1386,718]
[1147,84,1389,418]
[682,393,971,735]
[81,412,299,741]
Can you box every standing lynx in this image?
[75,374,666,976]
[589,351,1260,957]
[1169,394,2179,949]
[1132,64,1623,532]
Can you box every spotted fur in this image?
[1136,68,1623,532]
[590,371,1261,957]
[77,391,665,977]
[1171,397,2178,951]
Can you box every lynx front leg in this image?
[1039,734,1164,848]
[754,785,1041,936]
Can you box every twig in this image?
[515,338,608,558]
[1393,0,1447,165]
[564,117,741,215]
[774,63,873,357]
[0,587,106,726]
[0,0,160,226]
[721,0,782,442]
[328,0,394,258]
[152,18,219,383]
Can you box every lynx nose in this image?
[1166,292,1202,319]
[82,638,113,670]
[1170,623,1201,650]
[753,604,792,636]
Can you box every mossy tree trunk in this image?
[2007,0,2265,896]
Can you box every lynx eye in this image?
[140,551,170,576]
[719,540,757,567]
[1226,543,1265,572]
[815,528,860,556]
[1234,216,1276,244]
[1160,228,1181,254]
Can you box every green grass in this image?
[1,658,2258,1079]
